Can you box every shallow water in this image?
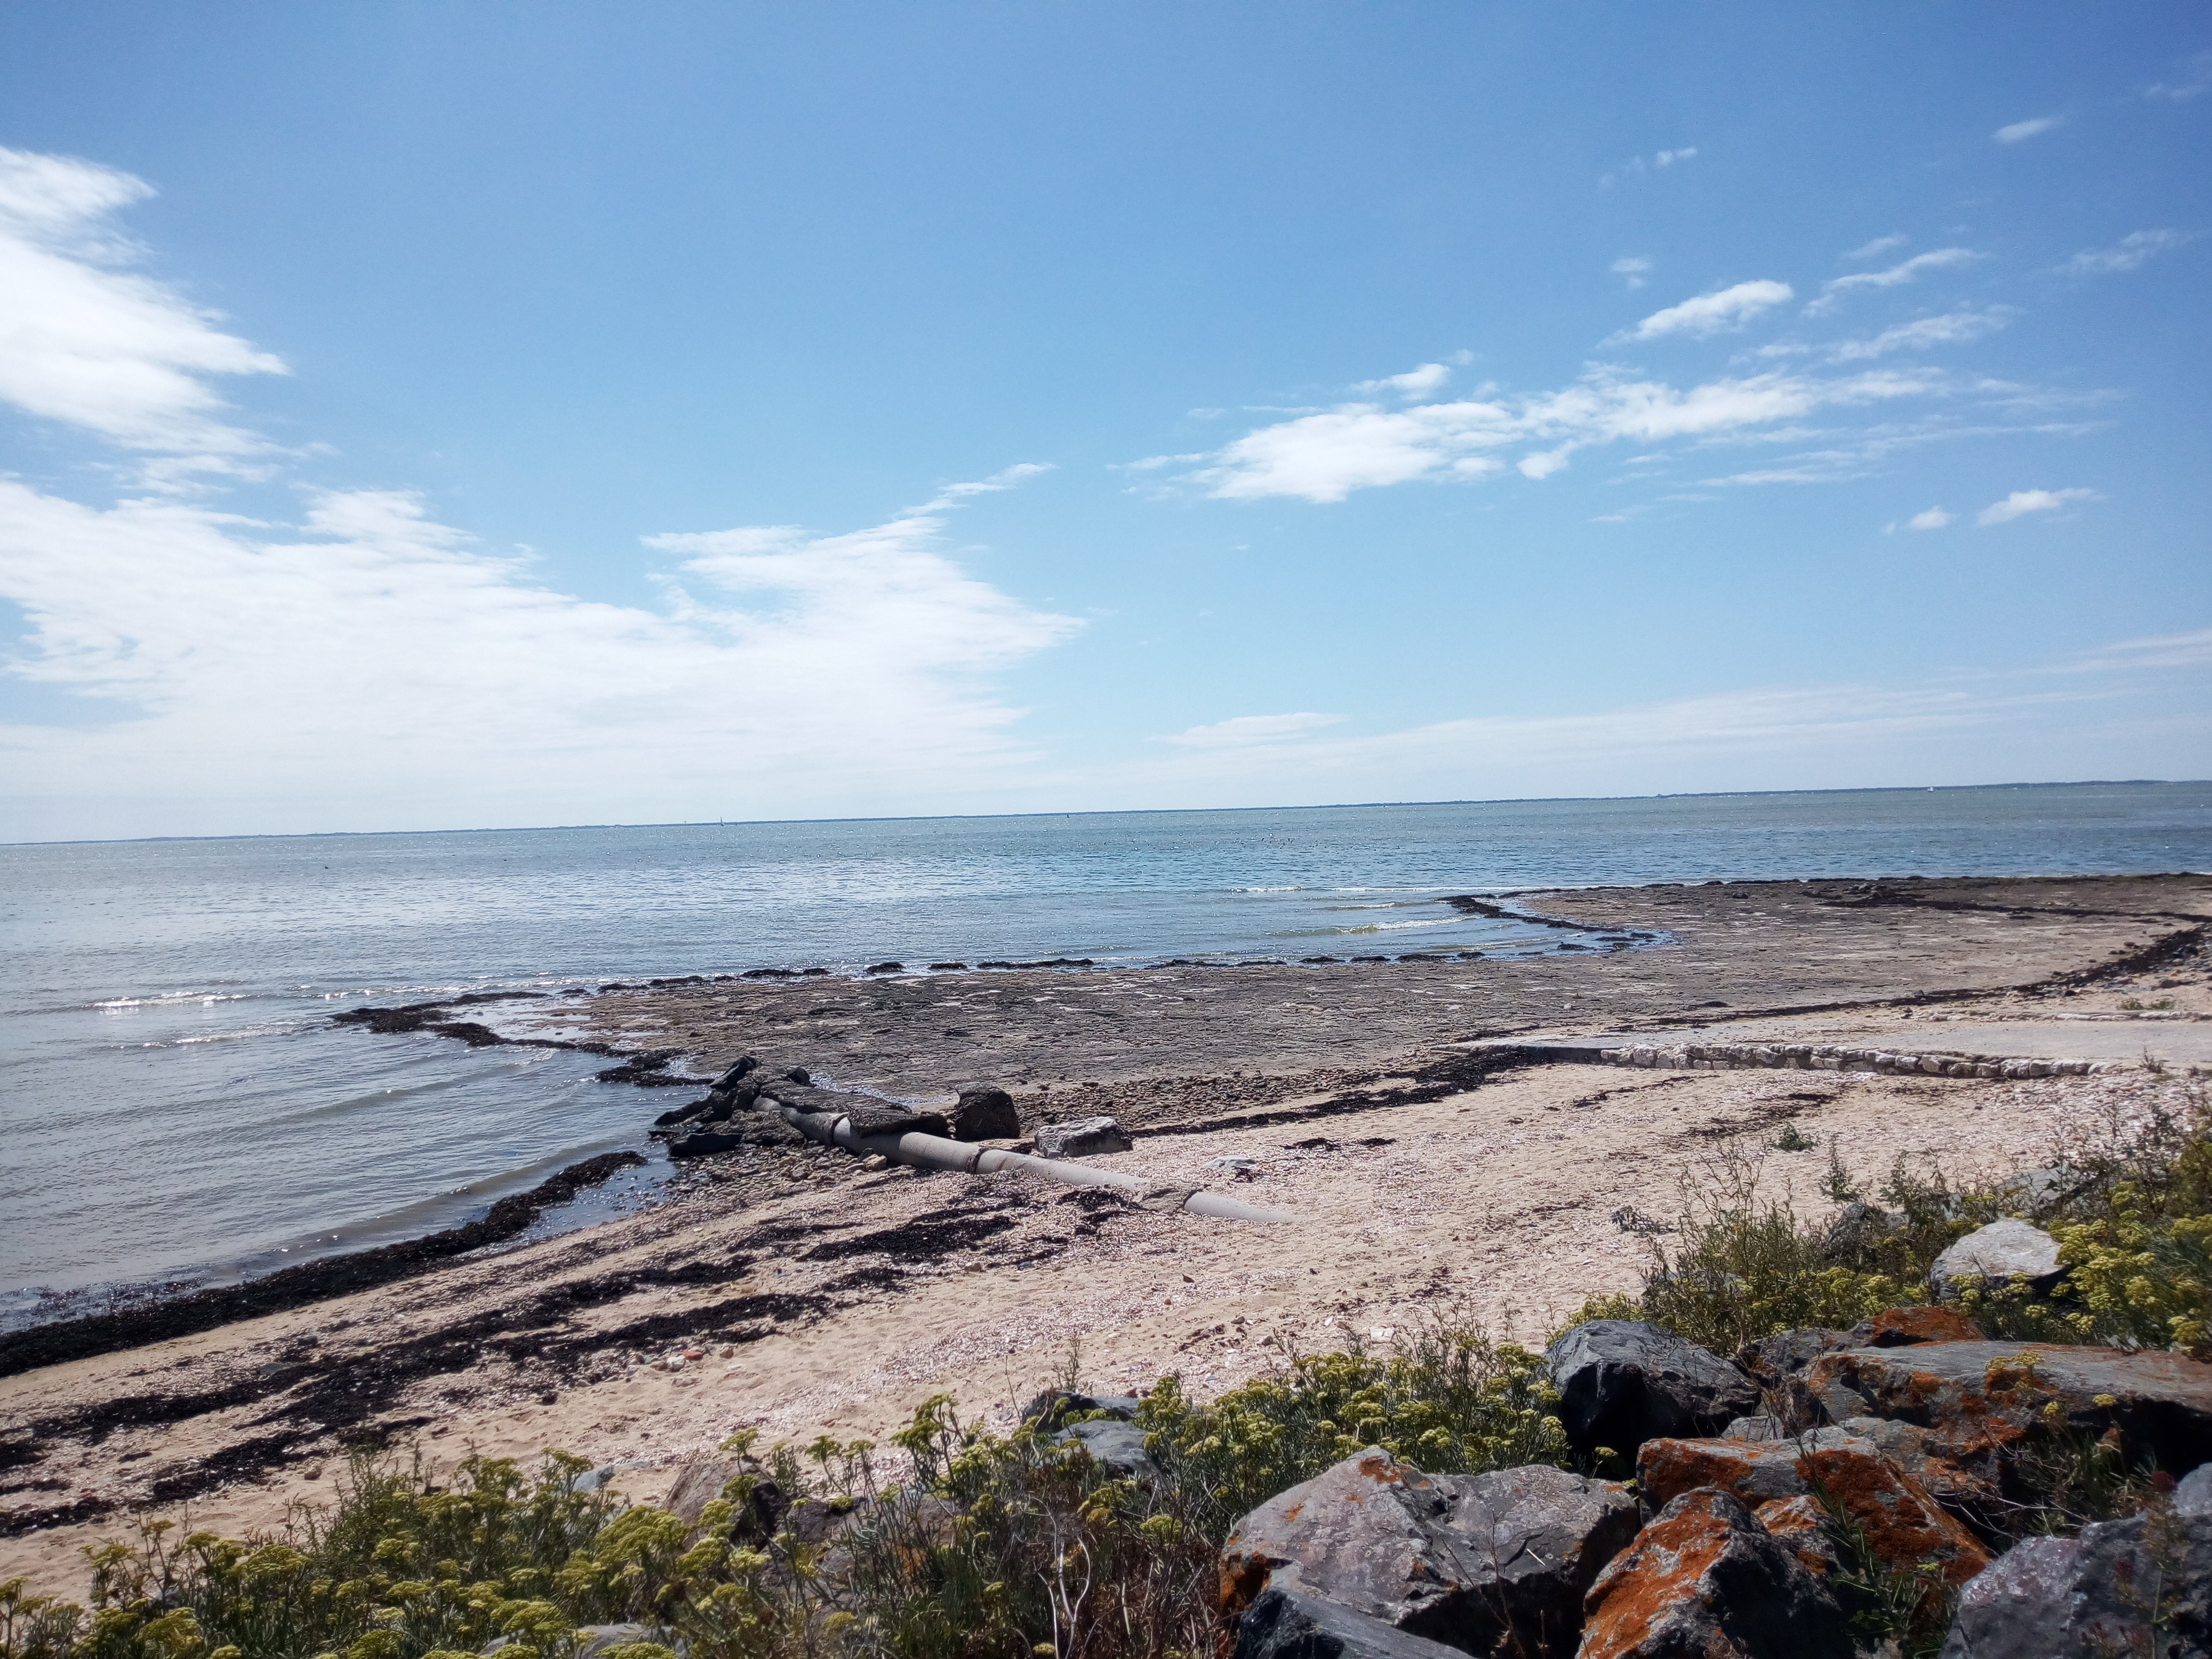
[3,781,2206,1321]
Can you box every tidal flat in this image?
[3,871,2208,1594]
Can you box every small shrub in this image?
[1771,1122,1817,1153]
[1139,1308,1569,1531]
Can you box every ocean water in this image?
[3,781,2207,1323]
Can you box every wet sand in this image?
[3,872,2206,1596]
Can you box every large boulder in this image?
[1798,1340,2212,1477]
[950,1086,1022,1141]
[1636,1432,1990,1592]
[1578,1489,1852,1659]
[1220,1449,1633,1658]
[1426,1463,1639,1656]
[1545,1322,1759,1459]
[1938,1509,2212,1658]
[1034,1116,1134,1158]
[1928,1218,2064,1301]
[1234,1585,1471,1659]
[1220,1448,1476,1635]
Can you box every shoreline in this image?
[9,873,2207,1359]
[3,870,2209,1590]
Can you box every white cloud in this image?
[1168,364,1945,501]
[1908,506,1953,530]
[1627,280,1795,340]
[2145,54,2211,100]
[1611,256,1652,290]
[918,462,1055,509]
[1976,487,2098,525]
[0,479,1083,837]
[1160,712,1343,748]
[0,147,288,475]
[1598,147,1698,187]
[2069,628,2212,670]
[1825,308,2014,362]
[1354,362,1452,398]
[2058,229,2191,275]
[1995,115,2064,143]
[1842,233,1908,263]
[1806,248,1980,314]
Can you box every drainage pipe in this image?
[767,1101,1292,1223]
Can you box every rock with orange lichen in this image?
[1797,1340,2212,1477]
[1852,1304,1983,1346]
[1577,1488,1850,1659]
[1635,1431,1991,1593]
[1220,1448,1637,1658]
[1748,1496,1842,1581]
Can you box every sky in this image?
[0,3,2207,842]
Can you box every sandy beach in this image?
[4,872,2208,1598]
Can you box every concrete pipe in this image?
[768,1101,1292,1224]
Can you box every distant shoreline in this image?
[5,776,2203,849]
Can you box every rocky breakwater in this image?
[1212,1295,2212,1658]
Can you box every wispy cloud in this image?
[0,147,289,480]
[1160,712,1343,748]
[1626,280,1794,340]
[1149,364,1951,502]
[1354,362,1453,398]
[916,462,1055,510]
[1806,248,1980,315]
[1883,506,1952,533]
[2069,627,2212,670]
[1598,146,1698,187]
[1977,487,2098,525]
[1825,308,2015,362]
[1841,233,1908,263]
[1611,256,1653,290]
[1995,115,2064,144]
[2058,229,2192,275]
[2144,53,2211,100]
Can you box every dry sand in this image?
[4,873,2207,1598]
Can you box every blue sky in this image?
[0,3,2206,840]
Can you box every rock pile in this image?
[1211,1304,2212,1658]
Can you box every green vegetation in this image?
[1572,1080,2212,1359]
[6,1083,2207,1659]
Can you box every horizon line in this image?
[3,776,2203,850]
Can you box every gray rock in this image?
[1929,1217,2064,1301]
[950,1086,1021,1142]
[1428,1463,1639,1656]
[1735,1327,1855,1387]
[2179,1463,2212,1516]
[1020,1387,1142,1427]
[1938,1511,2212,1658]
[1221,1448,1467,1637]
[1579,1488,1851,1659]
[666,1129,747,1159]
[1722,1414,1787,1442]
[1222,1449,1633,1657]
[575,1627,658,1659]
[1234,1585,1470,1659]
[1545,1321,1759,1459]
[1053,1419,1161,1482]
[1033,1115,1134,1158]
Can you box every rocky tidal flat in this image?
[3,871,2210,1639]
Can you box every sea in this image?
[4,782,2208,1328]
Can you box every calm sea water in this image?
[3,782,2207,1323]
